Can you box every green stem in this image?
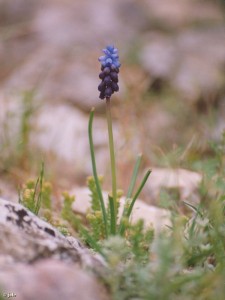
[119,154,142,235]
[106,98,117,234]
[120,169,151,236]
[35,162,44,215]
[127,153,142,199]
[126,169,151,219]
[88,108,108,238]
[108,195,116,234]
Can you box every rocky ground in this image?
[0,197,109,300]
[0,0,224,299]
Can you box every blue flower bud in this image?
[105,87,113,98]
[110,72,118,82]
[98,45,121,99]
[99,72,105,79]
[103,67,111,74]
[98,81,105,92]
[111,82,119,92]
[104,76,111,85]
[106,58,113,65]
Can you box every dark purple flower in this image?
[98,45,121,99]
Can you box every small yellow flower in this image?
[95,210,102,219]
[24,179,35,189]
[43,181,52,192]
[23,188,34,201]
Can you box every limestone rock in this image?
[0,260,109,300]
[0,0,143,110]
[0,197,104,269]
[0,97,122,182]
[140,28,225,103]
[2,48,105,112]
[71,187,171,233]
[144,0,223,28]
[31,103,121,178]
[33,0,147,49]
[0,197,109,299]
[144,168,202,205]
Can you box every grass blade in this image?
[108,194,116,235]
[119,169,151,235]
[119,153,142,235]
[34,162,44,215]
[127,153,143,199]
[126,169,151,219]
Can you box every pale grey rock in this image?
[0,97,122,181]
[144,168,202,205]
[0,197,104,269]
[143,0,223,28]
[71,187,171,233]
[31,103,121,177]
[173,28,225,101]
[0,260,109,300]
[2,48,105,112]
[140,28,225,103]
[0,197,109,300]
[0,0,40,23]
[2,46,125,112]
[0,0,141,111]
[140,35,176,79]
[33,0,147,48]
[0,0,42,82]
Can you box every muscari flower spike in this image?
[98,45,121,100]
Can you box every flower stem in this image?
[88,108,108,238]
[106,98,117,234]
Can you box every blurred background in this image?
[0,0,225,204]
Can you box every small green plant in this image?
[19,163,53,223]
[88,45,151,240]
[19,167,76,236]
[99,196,225,300]
[61,191,81,232]
[51,45,151,256]
[20,162,47,215]
[8,46,152,254]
